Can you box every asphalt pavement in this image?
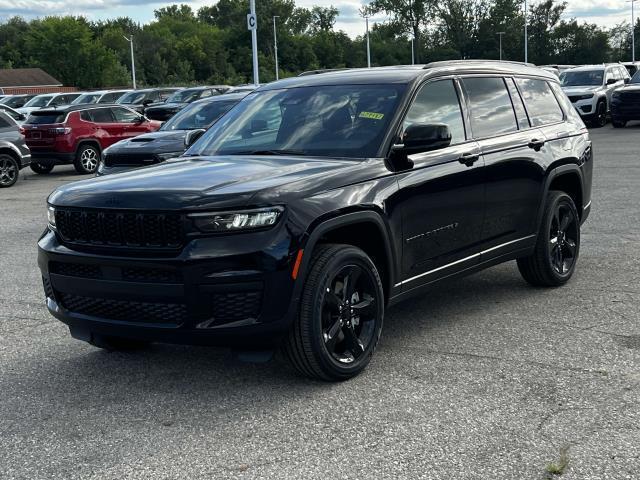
[0,125,638,479]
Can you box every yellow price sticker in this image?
[358,111,384,120]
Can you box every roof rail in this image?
[423,59,537,69]
[297,68,348,77]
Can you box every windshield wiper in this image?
[229,149,306,156]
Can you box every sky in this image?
[0,0,635,37]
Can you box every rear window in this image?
[515,78,564,126]
[26,112,66,124]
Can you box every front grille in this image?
[55,208,184,249]
[58,292,187,325]
[212,291,262,322]
[50,262,102,279]
[122,267,182,283]
[568,95,582,103]
[42,276,54,299]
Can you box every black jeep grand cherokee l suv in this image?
[39,61,592,381]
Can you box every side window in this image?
[0,112,12,128]
[159,90,173,101]
[515,78,564,126]
[462,77,517,138]
[112,107,141,123]
[548,82,583,125]
[506,79,530,130]
[605,69,615,84]
[80,111,92,122]
[200,89,213,98]
[404,79,466,145]
[99,93,115,103]
[89,108,116,123]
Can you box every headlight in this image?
[156,152,183,161]
[189,207,283,233]
[47,206,56,229]
[578,94,594,100]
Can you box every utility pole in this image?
[273,16,280,80]
[497,31,505,61]
[524,0,528,63]
[248,0,259,85]
[365,16,371,68]
[123,35,136,89]
[409,0,415,64]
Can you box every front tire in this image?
[0,154,19,188]
[517,191,580,287]
[284,244,384,381]
[30,162,54,174]
[590,100,607,128]
[74,144,100,174]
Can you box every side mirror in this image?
[19,114,26,121]
[185,128,206,147]
[606,78,617,85]
[142,99,153,106]
[400,123,452,154]
[135,115,146,123]
[625,78,631,84]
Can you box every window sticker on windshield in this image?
[359,111,384,120]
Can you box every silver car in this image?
[0,111,31,187]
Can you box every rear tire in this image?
[89,333,149,351]
[283,244,384,381]
[0,154,19,188]
[517,191,580,287]
[30,162,54,174]
[74,144,100,174]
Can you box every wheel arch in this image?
[0,141,22,161]
[538,164,584,229]
[296,211,396,304]
[75,139,102,156]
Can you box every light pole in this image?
[249,0,259,85]
[524,0,528,63]
[273,16,279,80]
[409,0,415,64]
[123,35,136,89]
[365,16,371,68]
[497,31,505,61]
[632,0,639,62]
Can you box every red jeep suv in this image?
[23,105,161,174]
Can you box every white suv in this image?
[560,64,630,127]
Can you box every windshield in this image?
[0,105,21,121]
[24,95,54,108]
[630,71,640,84]
[188,85,404,159]
[72,93,101,105]
[166,90,200,103]
[161,100,239,131]
[1,96,28,107]
[561,70,604,87]
[117,91,146,104]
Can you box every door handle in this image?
[528,138,545,151]
[458,152,480,167]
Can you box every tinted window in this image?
[159,90,175,101]
[548,82,583,125]
[190,85,404,158]
[89,108,115,123]
[26,112,66,124]
[404,79,466,145]
[506,79,530,130]
[117,91,146,104]
[515,78,564,126]
[112,107,140,123]
[161,100,239,131]
[463,77,517,138]
[0,112,12,128]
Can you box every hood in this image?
[561,85,602,95]
[49,155,365,210]
[17,107,39,114]
[107,130,188,155]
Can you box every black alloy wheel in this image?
[0,154,19,188]
[592,101,607,128]
[517,191,580,287]
[548,201,579,276]
[284,244,384,381]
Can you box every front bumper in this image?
[38,227,298,348]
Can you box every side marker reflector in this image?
[292,249,304,280]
